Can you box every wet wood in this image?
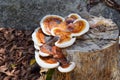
[52,25,119,80]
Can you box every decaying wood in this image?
[52,25,119,80]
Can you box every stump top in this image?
[66,25,119,52]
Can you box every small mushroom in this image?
[32,27,45,50]
[51,28,76,48]
[58,62,75,73]
[40,15,64,35]
[65,13,89,36]
[70,19,90,37]
[32,27,52,50]
[35,51,59,69]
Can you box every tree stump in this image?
[52,25,119,80]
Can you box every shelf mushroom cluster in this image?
[32,13,90,73]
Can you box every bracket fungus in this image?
[51,14,89,48]
[58,62,75,73]
[40,15,64,35]
[32,27,45,49]
[51,28,76,48]
[32,13,90,73]
[35,51,59,69]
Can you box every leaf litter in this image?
[0,28,47,80]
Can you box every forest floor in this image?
[0,28,42,80]
[0,28,120,80]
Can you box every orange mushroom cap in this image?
[35,51,59,69]
[32,27,45,50]
[70,19,90,37]
[51,28,76,48]
[40,15,64,35]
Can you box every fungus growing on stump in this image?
[51,28,76,48]
[32,13,90,73]
[35,51,59,69]
[40,15,64,35]
[32,27,45,50]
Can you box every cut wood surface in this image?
[52,25,119,80]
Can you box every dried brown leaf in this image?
[10,45,17,53]
[0,65,14,76]
[0,65,7,72]
[0,48,5,54]
[3,76,11,80]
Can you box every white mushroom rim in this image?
[58,62,75,73]
[38,49,50,57]
[55,37,76,48]
[40,15,65,35]
[71,19,90,37]
[34,44,40,50]
[32,27,43,46]
[35,51,59,69]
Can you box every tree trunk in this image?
[52,25,119,80]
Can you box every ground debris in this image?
[0,28,41,80]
